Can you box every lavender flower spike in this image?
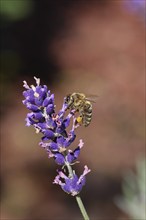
[23,77,91,219]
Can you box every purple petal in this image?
[62,117,70,128]
[66,147,80,163]
[73,147,80,159]
[43,97,52,107]
[34,98,44,106]
[66,152,74,163]
[46,104,54,115]
[34,112,44,121]
[54,153,65,165]
[25,113,36,126]
[46,117,57,129]
[49,142,58,151]
[78,166,91,185]
[49,94,54,103]
[26,103,39,112]
[37,122,47,129]
[43,129,55,139]
[62,174,79,195]
[57,136,65,146]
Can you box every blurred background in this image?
[0,0,145,219]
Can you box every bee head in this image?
[65,94,70,103]
[65,94,73,107]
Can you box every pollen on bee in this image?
[76,116,82,124]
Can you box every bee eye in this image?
[65,95,70,103]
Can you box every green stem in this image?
[76,195,90,220]
[65,162,90,220]
[66,162,73,178]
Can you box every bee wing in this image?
[85,94,98,103]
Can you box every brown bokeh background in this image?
[0,1,145,219]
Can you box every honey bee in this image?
[65,93,97,127]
